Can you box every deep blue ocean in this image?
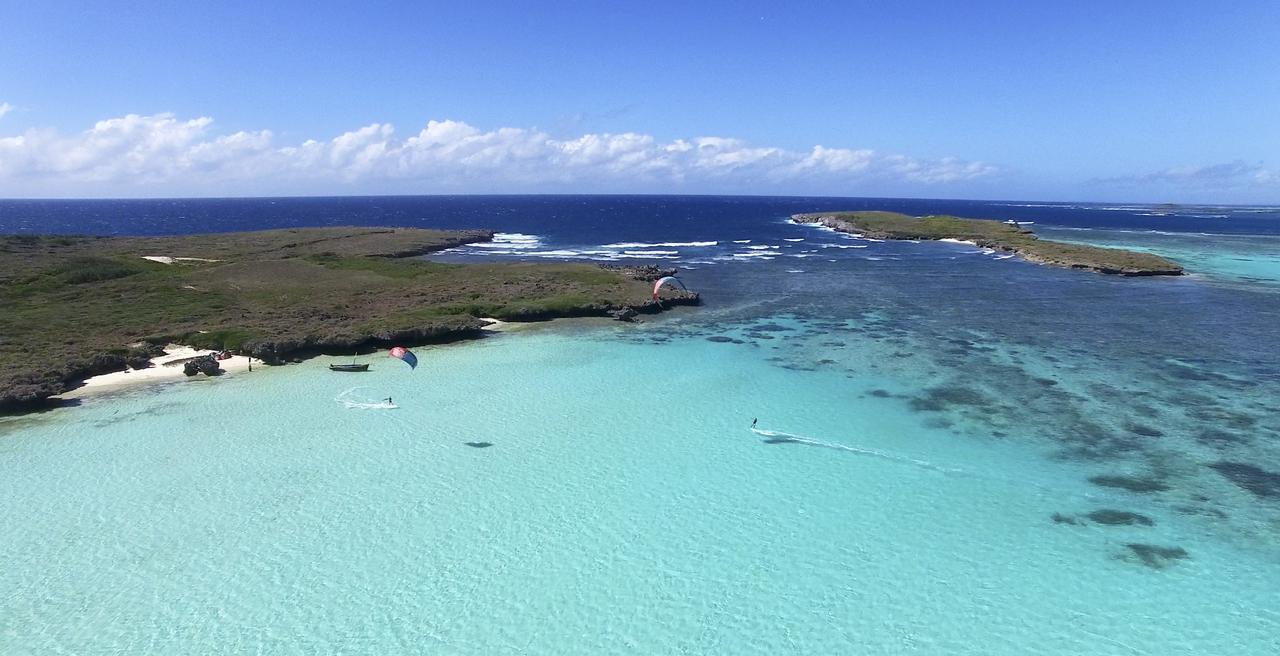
[3,194,1280,238]
[3,196,1279,654]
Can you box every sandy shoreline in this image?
[56,346,263,401]
[58,324,506,401]
[53,317,596,402]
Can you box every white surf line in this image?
[751,427,963,474]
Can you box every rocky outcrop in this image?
[0,344,166,412]
[241,318,488,364]
[792,212,1184,276]
[598,264,677,282]
[183,356,222,376]
[609,307,639,322]
[0,223,704,412]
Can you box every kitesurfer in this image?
[385,397,392,404]
[752,418,758,428]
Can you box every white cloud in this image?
[1091,160,1280,190]
[0,102,11,121]
[0,112,998,196]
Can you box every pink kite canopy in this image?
[652,276,687,300]
[388,346,418,369]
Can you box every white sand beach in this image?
[56,346,262,400]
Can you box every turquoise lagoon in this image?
[3,313,1278,654]
[3,196,1280,654]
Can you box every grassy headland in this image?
[792,211,1183,276]
[0,227,698,410]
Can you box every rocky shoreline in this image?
[0,229,699,414]
[792,211,1184,276]
[237,266,699,366]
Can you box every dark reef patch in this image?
[705,336,735,343]
[1195,429,1245,446]
[1125,423,1164,438]
[909,385,991,412]
[1123,543,1188,570]
[1187,406,1258,430]
[1174,504,1228,520]
[1088,475,1170,493]
[1208,461,1280,498]
[1052,512,1083,525]
[1131,404,1160,418]
[1087,509,1154,526]
[868,389,893,398]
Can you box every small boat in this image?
[329,363,369,372]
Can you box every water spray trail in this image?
[751,427,964,474]
[335,386,398,410]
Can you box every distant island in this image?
[0,227,698,411]
[792,211,1183,276]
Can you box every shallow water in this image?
[3,196,1280,653]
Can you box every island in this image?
[0,227,698,411]
[791,211,1183,276]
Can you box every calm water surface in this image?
[2,196,1278,654]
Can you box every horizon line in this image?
[1,192,1275,209]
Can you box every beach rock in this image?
[610,307,638,322]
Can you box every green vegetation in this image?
[0,227,695,410]
[792,211,1183,275]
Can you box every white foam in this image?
[335,387,398,410]
[475,233,543,249]
[603,241,716,248]
[732,239,752,244]
[622,249,679,256]
[527,250,586,257]
[819,243,868,249]
[784,238,805,242]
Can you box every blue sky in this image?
[1,1,1278,202]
